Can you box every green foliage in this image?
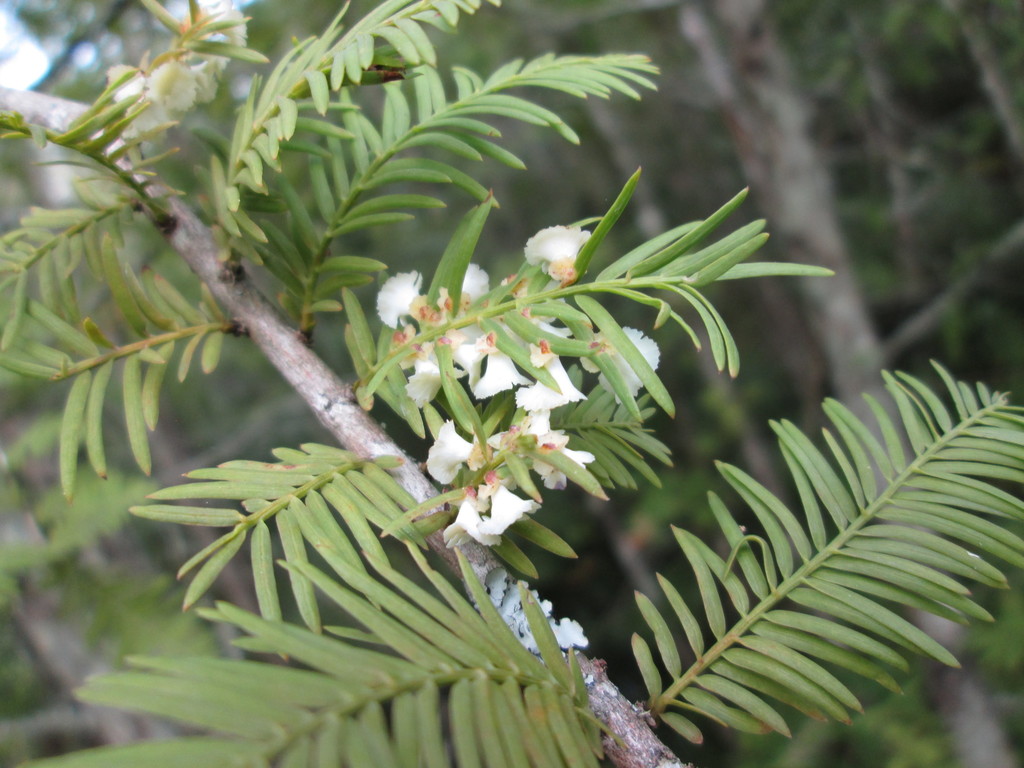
[188,0,660,336]
[0,206,232,491]
[4,1,1024,766]
[350,183,816,442]
[0,470,142,607]
[132,444,425,621]
[23,548,603,768]
[225,42,658,330]
[557,388,673,491]
[633,364,1024,743]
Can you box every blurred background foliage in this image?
[1,0,1023,766]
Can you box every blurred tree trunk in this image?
[941,0,1024,176]
[848,14,925,294]
[678,0,884,414]
[678,3,1019,767]
[917,611,1019,768]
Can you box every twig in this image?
[0,704,102,741]
[578,656,687,768]
[12,580,179,745]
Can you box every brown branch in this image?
[578,656,686,768]
[0,84,685,768]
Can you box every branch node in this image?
[155,213,178,236]
[219,261,245,284]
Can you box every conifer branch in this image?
[0,84,684,768]
[1,85,480,576]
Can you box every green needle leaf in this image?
[575,295,674,416]
[573,167,641,281]
[122,355,151,475]
[59,372,92,500]
[427,196,496,306]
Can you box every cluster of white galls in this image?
[106,0,246,139]
[376,225,660,548]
